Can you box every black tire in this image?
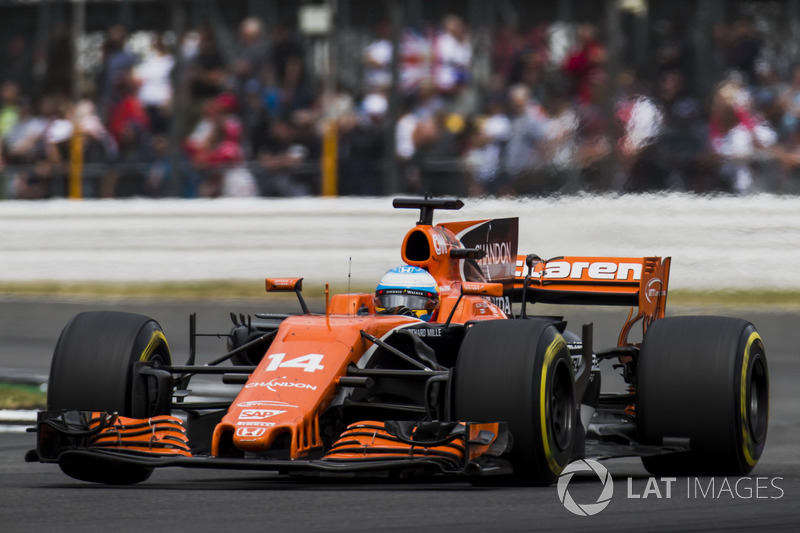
[47,311,172,484]
[638,316,768,476]
[453,320,576,485]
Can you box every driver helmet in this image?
[375,266,439,321]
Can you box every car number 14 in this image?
[265,353,325,373]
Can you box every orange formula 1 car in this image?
[27,197,769,485]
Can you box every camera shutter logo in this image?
[557,459,614,516]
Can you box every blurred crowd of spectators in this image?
[3,13,800,199]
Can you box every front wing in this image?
[27,411,514,478]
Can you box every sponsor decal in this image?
[264,353,325,373]
[489,295,511,315]
[476,241,513,266]
[432,232,449,256]
[644,278,665,304]
[405,327,443,338]
[237,400,298,408]
[236,427,266,437]
[456,218,519,282]
[239,409,286,420]
[236,421,276,427]
[517,260,643,281]
[245,376,318,392]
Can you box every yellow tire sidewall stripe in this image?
[539,335,569,476]
[740,331,762,467]
[139,330,169,363]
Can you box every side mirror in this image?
[265,277,309,314]
[265,277,303,292]
[444,282,504,328]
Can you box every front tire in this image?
[637,316,768,476]
[453,320,576,484]
[47,311,172,484]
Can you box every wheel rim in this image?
[747,356,768,442]
[549,359,574,453]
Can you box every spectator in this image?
[434,15,472,96]
[2,98,45,167]
[233,17,268,126]
[772,120,800,194]
[364,20,393,93]
[185,93,248,197]
[653,20,694,83]
[244,79,273,159]
[540,86,581,193]
[262,49,313,121]
[709,78,777,193]
[563,23,607,105]
[502,84,547,195]
[415,110,465,196]
[144,134,172,197]
[73,99,118,197]
[3,37,32,90]
[186,25,228,131]
[338,93,386,196]
[657,70,707,191]
[135,35,175,135]
[107,73,152,197]
[288,109,322,194]
[108,73,150,146]
[463,94,510,196]
[256,117,310,197]
[267,26,304,88]
[728,17,763,86]
[12,96,73,199]
[98,25,137,118]
[0,81,22,167]
[780,65,800,137]
[615,71,668,192]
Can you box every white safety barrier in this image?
[0,194,797,290]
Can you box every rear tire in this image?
[47,311,172,484]
[637,316,768,476]
[453,320,576,485]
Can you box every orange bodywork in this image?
[213,309,420,458]
[213,215,670,459]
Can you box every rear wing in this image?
[513,255,671,346]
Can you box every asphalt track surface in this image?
[1,298,798,532]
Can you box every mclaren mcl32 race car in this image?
[27,197,769,485]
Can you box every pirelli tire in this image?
[47,311,172,485]
[453,319,576,485]
[637,316,768,476]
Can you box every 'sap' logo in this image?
[239,409,286,420]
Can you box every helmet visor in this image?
[376,292,437,311]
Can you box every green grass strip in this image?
[0,383,47,410]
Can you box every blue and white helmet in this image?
[375,266,439,321]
